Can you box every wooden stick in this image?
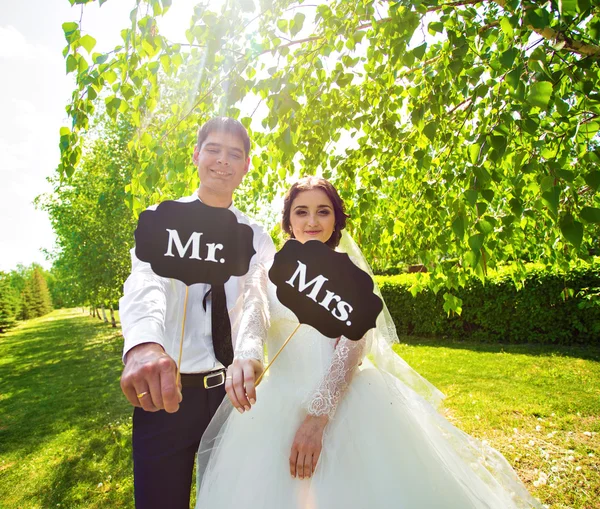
[176,286,189,387]
[255,323,301,385]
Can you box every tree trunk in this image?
[101,304,108,323]
[109,306,117,328]
[96,308,102,320]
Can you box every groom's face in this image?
[193,130,250,199]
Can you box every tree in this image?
[0,272,20,333]
[20,266,53,319]
[40,118,137,324]
[59,0,600,310]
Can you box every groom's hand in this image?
[225,358,263,413]
[120,342,182,413]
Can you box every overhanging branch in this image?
[494,0,600,58]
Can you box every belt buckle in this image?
[203,371,225,389]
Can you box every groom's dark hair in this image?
[282,176,349,249]
[196,117,251,157]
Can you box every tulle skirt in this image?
[195,360,541,509]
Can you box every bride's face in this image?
[289,189,336,244]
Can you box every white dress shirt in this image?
[119,191,276,373]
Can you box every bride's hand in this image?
[225,358,263,413]
[289,414,329,479]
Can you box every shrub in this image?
[376,263,600,344]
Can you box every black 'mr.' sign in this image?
[269,239,383,340]
[134,200,255,286]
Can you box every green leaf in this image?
[442,292,462,316]
[412,43,427,60]
[577,0,591,11]
[66,54,78,73]
[527,81,553,109]
[584,171,600,191]
[559,0,578,15]
[281,127,294,154]
[464,190,478,207]
[557,169,575,183]
[468,233,484,251]
[526,8,550,30]
[104,70,117,84]
[423,122,437,141]
[506,67,522,90]
[393,220,403,235]
[468,144,480,164]
[62,22,78,38]
[79,34,96,53]
[541,186,560,217]
[579,122,600,139]
[78,56,89,73]
[510,198,523,216]
[59,134,70,152]
[499,48,518,69]
[477,219,494,235]
[580,207,600,223]
[290,12,305,37]
[452,214,465,240]
[559,213,583,249]
[277,19,288,33]
[481,189,495,202]
[541,175,555,192]
[93,53,108,64]
[464,250,478,267]
[428,22,444,34]
[489,135,507,156]
[500,17,514,38]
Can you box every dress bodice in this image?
[265,280,338,398]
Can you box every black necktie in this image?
[203,285,233,367]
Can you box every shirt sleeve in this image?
[119,247,170,364]
[233,230,276,363]
[305,335,368,419]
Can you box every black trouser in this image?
[132,373,226,509]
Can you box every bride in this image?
[195,176,541,508]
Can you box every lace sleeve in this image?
[306,335,368,419]
[234,262,270,363]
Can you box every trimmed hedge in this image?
[376,264,600,344]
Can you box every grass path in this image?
[0,309,133,508]
[0,310,598,508]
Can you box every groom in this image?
[119,117,275,509]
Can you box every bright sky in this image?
[0,0,206,272]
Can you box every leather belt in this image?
[180,369,226,389]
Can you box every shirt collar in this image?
[191,189,237,213]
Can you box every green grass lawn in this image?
[0,309,133,508]
[394,340,600,509]
[0,310,598,508]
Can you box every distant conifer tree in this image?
[20,266,52,320]
[0,272,20,333]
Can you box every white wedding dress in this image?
[195,255,542,508]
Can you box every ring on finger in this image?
[137,391,149,399]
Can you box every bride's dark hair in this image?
[281,176,349,248]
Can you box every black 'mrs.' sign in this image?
[269,239,382,340]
